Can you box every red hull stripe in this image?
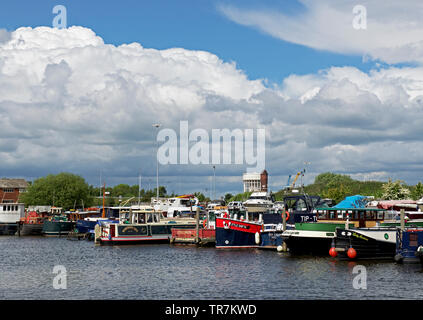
[100,237,168,241]
[215,245,259,249]
[215,218,262,234]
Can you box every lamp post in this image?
[213,165,216,200]
[152,124,161,201]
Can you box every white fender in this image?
[255,232,260,245]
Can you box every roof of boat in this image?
[315,207,385,211]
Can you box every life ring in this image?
[223,212,229,218]
[282,211,290,221]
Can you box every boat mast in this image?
[102,182,106,218]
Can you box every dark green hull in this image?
[42,220,75,236]
[295,222,355,232]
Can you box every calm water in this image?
[0,236,422,300]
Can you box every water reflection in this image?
[0,237,422,299]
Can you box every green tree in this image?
[21,173,93,209]
[194,192,206,202]
[412,182,423,200]
[322,183,352,204]
[381,179,411,200]
[224,193,234,203]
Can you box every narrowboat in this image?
[395,228,423,264]
[94,205,197,245]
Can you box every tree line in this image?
[19,172,423,210]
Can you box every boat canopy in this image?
[332,195,368,209]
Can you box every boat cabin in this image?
[118,206,160,224]
[315,207,387,228]
[0,203,25,223]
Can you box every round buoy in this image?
[329,247,337,257]
[347,247,357,259]
[277,245,283,252]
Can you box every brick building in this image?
[0,179,28,203]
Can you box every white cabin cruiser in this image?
[243,192,275,213]
[166,195,201,218]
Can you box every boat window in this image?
[329,211,335,219]
[377,211,384,220]
[359,211,365,219]
[284,199,297,210]
[147,214,153,223]
[295,199,307,211]
[318,210,327,219]
[138,213,145,224]
[2,206,5,211]
[410,233,418,247]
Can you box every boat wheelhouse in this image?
[0,203,25,235]
[95,205,197,245]
[166,195,201,218]
[242,192,274,213]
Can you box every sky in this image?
[1,0,423,198]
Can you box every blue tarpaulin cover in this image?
[333,195,367,209]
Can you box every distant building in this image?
[243,170,268,193]
[0,179,28,203]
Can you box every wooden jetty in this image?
[170,228,215,246]
[170,206,215,246]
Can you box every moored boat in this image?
[394,228,423,264]
[332,226,397,260]
[0,203,25,235]
[215,193,323,249]
[282,195,381,255]
[42,208,75,236]
[17,210,49,236]
[94,205,197,245]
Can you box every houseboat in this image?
[94,205,197,245]
[0,203,25,235]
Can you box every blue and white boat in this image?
[395,228,423,265]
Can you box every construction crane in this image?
[291,171,302,188]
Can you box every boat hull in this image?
[395,228,423,264]
[97,222,196,245]
[19,223,43,236]
[259,231,284,250]
[215,217,262,248]
[42,220,75,236]
[334,228,397,260]
[0,223,18,235]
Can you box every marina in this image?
[2,176,423,301]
